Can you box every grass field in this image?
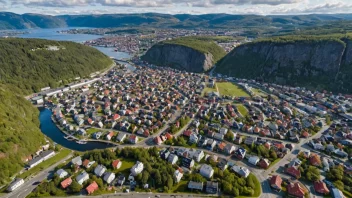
[171,180,188,193]
[86,128,101,135]
[237,104,249,116]
[216,82,250,97]
[202,87,217,96]
[19,149,71,179]
[113,158,135,176]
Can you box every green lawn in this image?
[86,128,101,135]
[113,158,135,176]
[171,180,188,193]
[202,87,217,96]
[237,104,249,116]
[19,149,71,179]
[216,82,250,97]
[268,159,281,169]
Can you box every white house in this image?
[116,133,127,142]
[248,156,260,166]
[193,150,205,162]
[27,150,55,168]
[231,166,250,178]
[168,154,179,165]
[56,169,68,178]
[199,164,214,179]
[71,156,82,166]
[131,161,144,176]
[189,133,199,144]
[103,172,116,184]
[76,171,89,185]
[7,178,24,192]
[174,169,183,183]
[94,165,107,177]
[219,128,228,135]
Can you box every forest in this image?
[0,38,113,94]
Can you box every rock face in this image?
[142,43,215,73]
[216,38,352,92]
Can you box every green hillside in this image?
[162,36,227,64]
[0,84,46,185]
[0,38,113,94]
[0,38,112,185]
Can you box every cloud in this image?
[272,1,352,14]
[11,0,304,8]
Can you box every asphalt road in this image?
[4,153,73,198]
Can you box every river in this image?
[19,27,132,151]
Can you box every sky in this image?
[1,0,352,15]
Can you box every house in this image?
[200,164,214,179]
[244,136,257,145]
[160,150,170,160]
[189,133,199,144]
[193,150,204,162]
[217,158,228,170]
[116,174,126,186]
[129,135,138,144]
[116,133,127,142]
[168,154,179,165]
[269,175,282,191]
[313,180,330,194]
[6,178,24,192]
[86,181,99,195]
[234,148,246,159]
[248,156,260,166]
[331,188,345,198]
[154,136,162,145]
[131,161,144,176]
[71,156,82,166]
[286,166,301,179]
[231,165,250,178]
[94,165,107,177]
[103,172,116,184]
[188,181,203,191]
[287,182,306,198]
[27,150,56,168]
[309,154,322,166]
[76,171,89,185]
[82,159,95,169]
[56,169,68,178]
[258,158,270,169]
[182,157,195,169]
[174,168,184,183]
[224,144,236,155]
[219,128,228,135]
[60,177,72,189]
[93,132,102,139]
[106,131,115,141]
[112,159,122,169]
[206,181,218,194]
[214,133,224,141]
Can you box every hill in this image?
[0,84,46,185]
[0,38,112,185]
[216,34,352,93]
[0,38,113,94]
[142,37,226,72]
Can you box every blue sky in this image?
[2,0,352,15]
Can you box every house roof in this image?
[287,183,306,197]
[309,154,321,166]
[86,181,99,194]
[60,177,72,189]
[112,159,121,168]
[286,166,301,178]
[314,180,330,194]
[82,159,90,167]
[270,175,282,189]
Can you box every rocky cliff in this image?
[142,37,226,73]
[216,37,352,93]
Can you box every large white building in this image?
[27,150,55,168]
[199,164,214,179]
[131,161,144,176]
[7,178,24,192]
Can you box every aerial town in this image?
[8,58,351,198]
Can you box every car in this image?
[32,181,41,185]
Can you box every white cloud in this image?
[272,2,352,14]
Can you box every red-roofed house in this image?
[154,136,162,145]
[165,133,173,140]
[106,131,115,141]
[183,130,192,137]
[314,180,330,195]
[113,114,120,121]
[82,159,90,168]
[60,177,72,189]
[129,135,138,144]
[258,158,270,169]
[287,182,306,198]
[309,154,321,167]
[112,159,122,169]
[143,130,150,137]
[286,166,301,179]
[86,181,99,195]
[270,175,282,191]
